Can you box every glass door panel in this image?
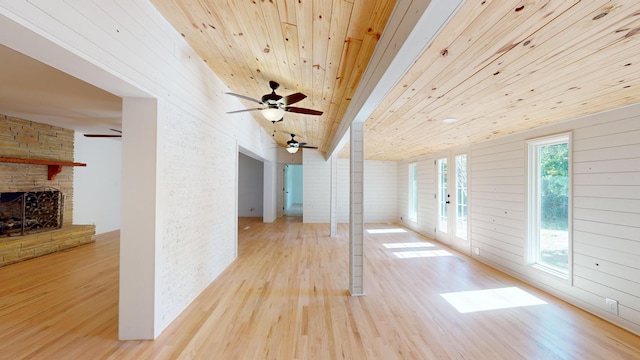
[437,158,448,233]
[436,152,470,252]
[455,154,468,240]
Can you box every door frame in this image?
[434,148,470,254]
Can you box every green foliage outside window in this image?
[540,143,569,231]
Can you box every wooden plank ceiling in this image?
[151,0,640,161]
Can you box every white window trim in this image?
[526,132,572,283]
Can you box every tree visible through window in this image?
[528,134,570,277]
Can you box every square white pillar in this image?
[330,153,338,237]
[349,122,364,295]
[119,97,158,340]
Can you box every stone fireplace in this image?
[0,114,95,267]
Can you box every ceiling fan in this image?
[83,129,122,138]
[285,133,317,154]
[226,81,323,123]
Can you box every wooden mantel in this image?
[0,157,86,180]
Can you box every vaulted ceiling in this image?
[152,0,640,161]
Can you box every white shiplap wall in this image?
[303,150,331,222]
[470,138,527,269]
[303,150,397,223]
[363,160,398,222]
[571,113,640,332]
[398,104,640,335]
[337,159,350,221]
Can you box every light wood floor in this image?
[0,217,638,359]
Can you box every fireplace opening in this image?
[0,188,64,238]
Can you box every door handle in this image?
[446,201,450,204]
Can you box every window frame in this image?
[526,132,572,282]
[454,153,468,241]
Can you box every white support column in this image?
[119,97,158,340]
[349,122,364,295]
[263,161,277,223]
[330,153,338,237]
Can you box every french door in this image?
[435,152,469,253]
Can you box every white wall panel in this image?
[73,133,121,234]
[302,150,331,223]
[396,104,640,335]
[337,159,350,222]
[238,153,264,217]
[364,161,398,223]
[303,152,397,223]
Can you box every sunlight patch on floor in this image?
[440,287,547,313]
[367,228,407,234]
[383,242,435,249]
[393,249,453,258]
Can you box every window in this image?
[527,134,571,278]
[437,158,448,232]
[455,154,468,240]
[408,163,417,222]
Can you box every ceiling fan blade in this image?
[285,107,323,116]
[300,145,318,149]
[282,92,307,105]
[225,92,263,104]
[84,134,122,138]
[109,128,122,133]
[227,108,263,114]
[298,142,307,146]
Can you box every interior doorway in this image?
[238,152,264,219]
[283,165,303,216]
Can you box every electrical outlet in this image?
[605,298,619,315]
[473,247,480,256]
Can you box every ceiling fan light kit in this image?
[226,81,323,146]
[285,133,318,153]
[261,107,285,121]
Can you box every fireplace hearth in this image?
[0,188,63,237]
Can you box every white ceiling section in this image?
[0,43,122,134]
